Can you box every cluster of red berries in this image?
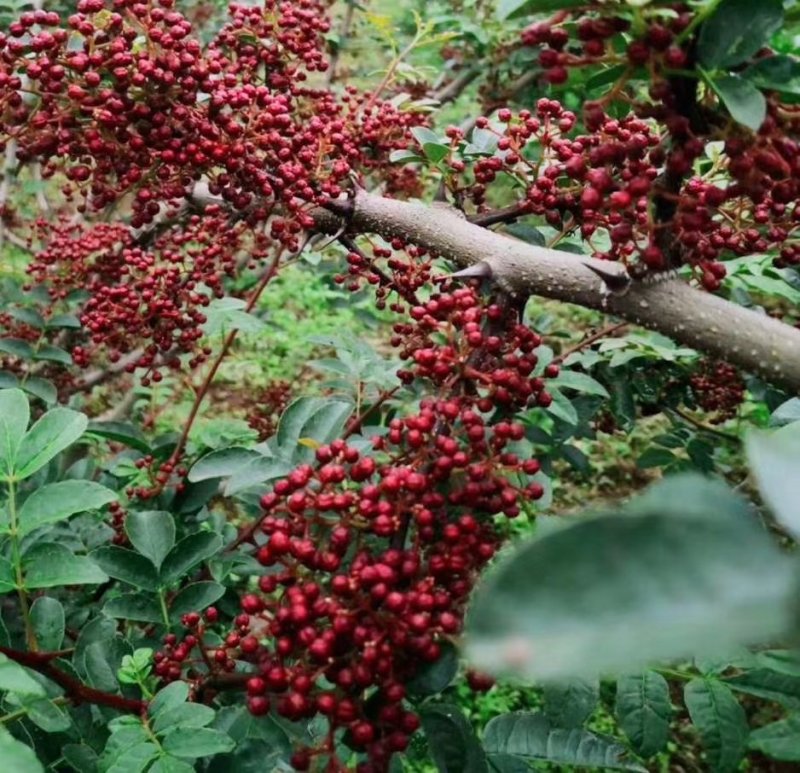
[29,212,267,378]
[689,360,745,421]
[152,280,548,771]
[248,379,294,441]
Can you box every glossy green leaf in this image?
[169,581,225,620]
[748,713,800,760]
[483,712,644,771]
[17,480,116,536]
[466,475,796,681]
[14,407,87,479]
[276,397,353,462]
[707,74,766,132]
[27,698,71,732]
[161,728,235,758]
[745,55,800,95]
[32,344,72,366]
[86,421,151,454]
[0,388,29,476]
[615,672,671,757]
[187,448,262,482]
[21,378,57,406]
[496,0,586,21]
[698,0,783,69]
[149,682,190,717]
[420,704,488,773]
[684,679,748,772]
[30,596,64,651]
[406,641,459,696]
[92,546,160,591]
[0,556,15,593]
[0,727,44,772]
[0,653,46,696]
[159,532,223,586]
[552,371,609,398]
[149,757,195,773]
[23,543,108,589]
[125,511,175,570]
[636,447,676,469]
[152,702,215,734]
[723,668,800,707]
[104,593,163,624]
[543,678,598,728]
[0,338,33,359]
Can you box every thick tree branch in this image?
[315,192,800,392]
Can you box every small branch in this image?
[432,66,480,105]
[468,203,529,229]
[553,322,628,365]
[671,407,740,443]
[0,646,145,713]
[314,192,800,392]
[325,0,356,87]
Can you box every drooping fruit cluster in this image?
[689,359,745,421]
[248,379,294,441]
[155,277,548,772]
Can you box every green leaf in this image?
[125,511,175,570]
[23,543,108,589]
[161,728,235,758]
[104,593,163,624]
[30,596,64,651]
[543,678,598,728]
[107,742,158,773]
[14,407,87,479]
[62,744,99,773]
[0,388,29,476]
[0,726,44,772]
[707,74,767,132]
[86,421,151,454]
[465,474,796,681]
[745,55,800,95]
[276,397,353,462]
[187,448,262,482]
[496,0,586,21]
[723,668,800,707]
[636,447,676,469]
[92,546,160,591]
[388,149,422,164]
[152,702,215,734]
[698,0,783,69]
[27,698,71,732]
[223,457,292,496]
[202,298,266,337]
[552,371,609,398]
[20,377,57,406]
[615,672,671,758]
[0,338,33,359]
[410,126,450,163]
[149,682,189,717]
[0,653,46,696]
[159,532,223,586]
[0,556,15,593]
[483,712,644,771]
[32,344,72,366]
[748,713,800,760]
[684,679,748,772]
[149,757,195,773]
[420,704,488,773]
[17,480,116,536]
[169,582,225,620]
[406,641,459,696]
[545,389,578,426]
[746,423,800,539]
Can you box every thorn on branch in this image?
[581,262,632,295]
[449,262,494,281]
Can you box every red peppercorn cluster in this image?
[153,279,548,771]
[248,379,294,441]
[689,360,745,421]
[28,212,267,379]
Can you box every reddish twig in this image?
[0,646,145,713]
